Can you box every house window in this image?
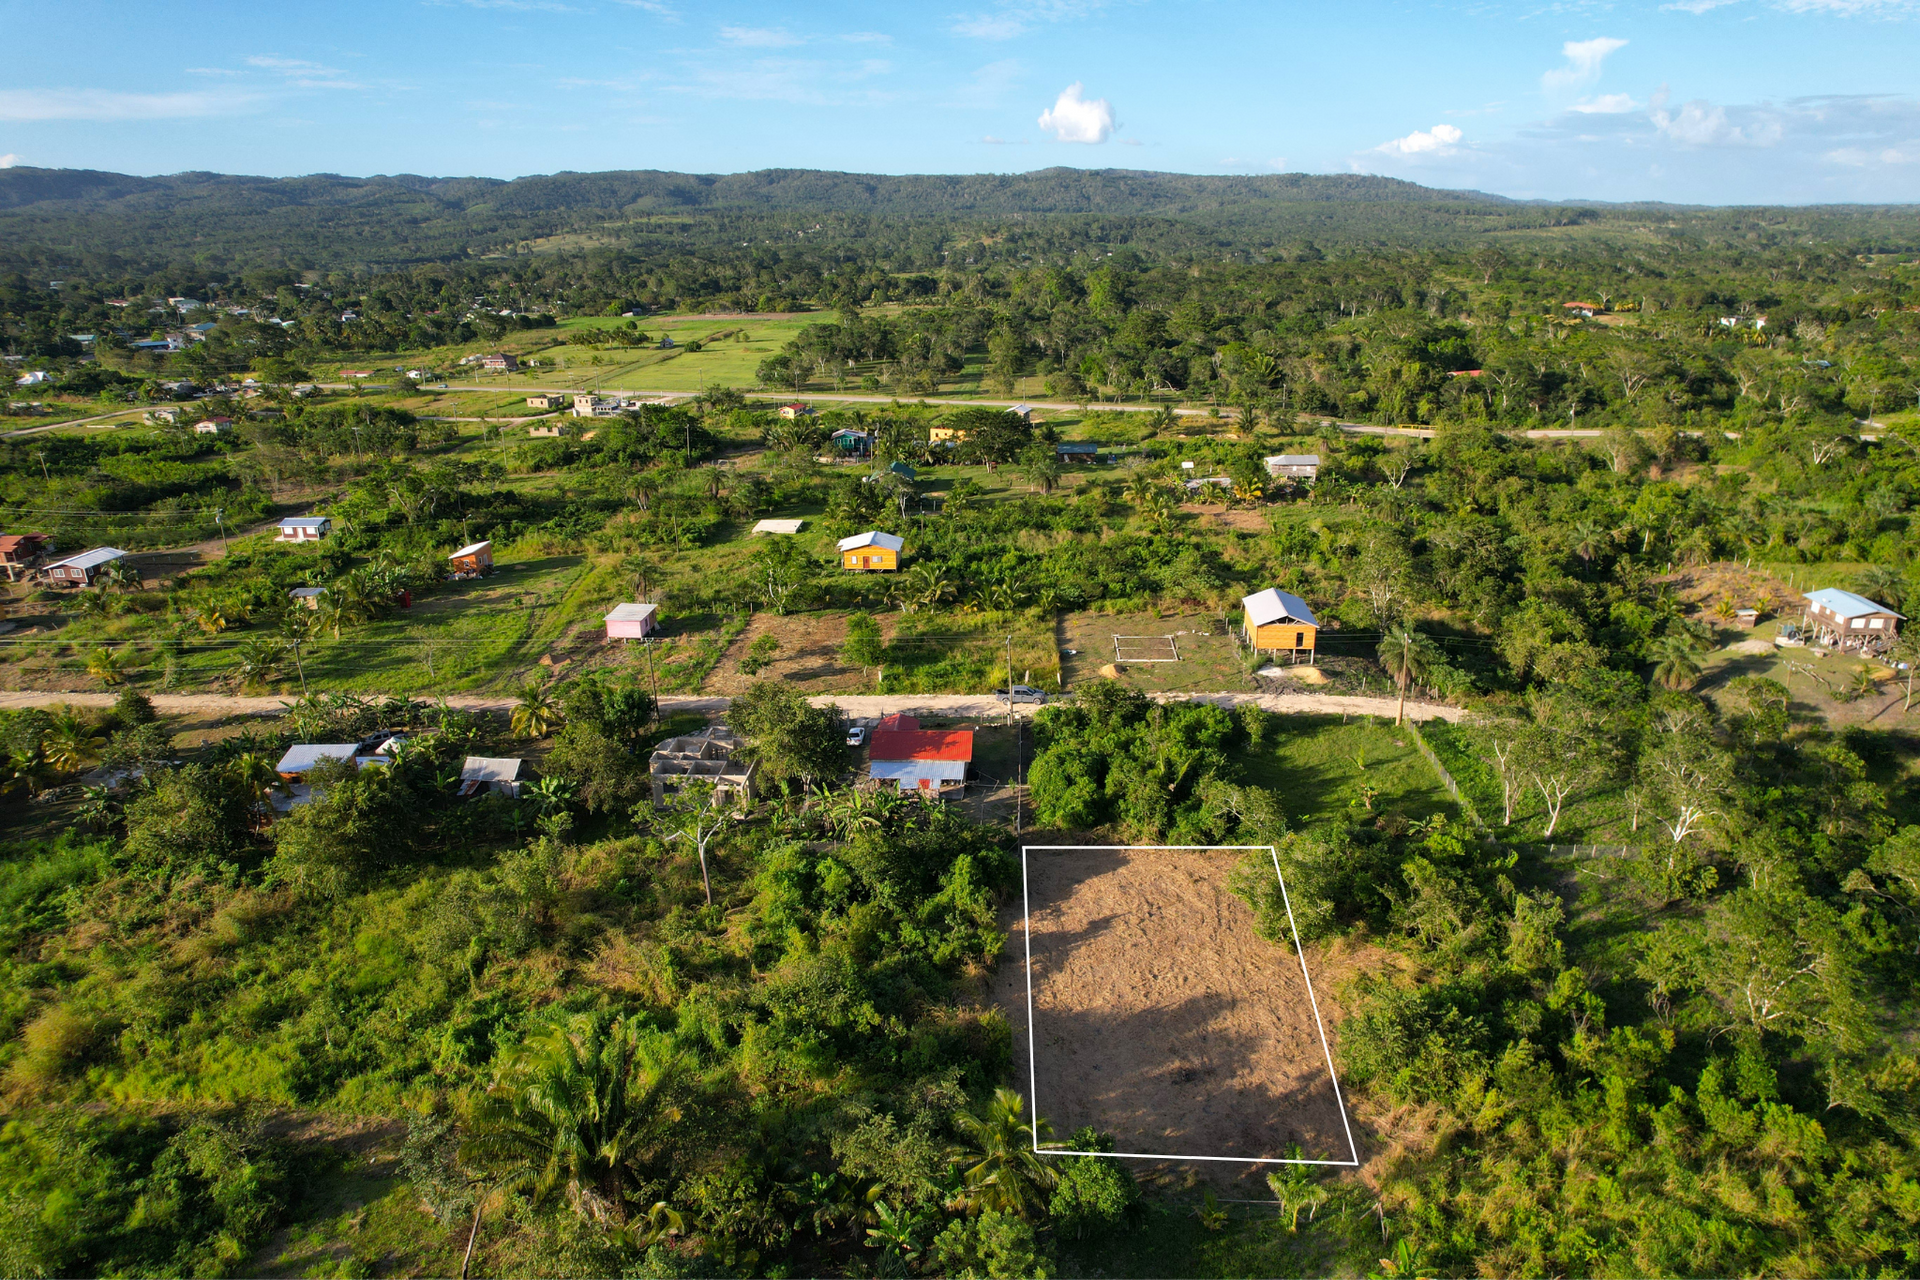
[1870,618,1884,629]
[1294,631,1305,648]
[1851,619,1864,628]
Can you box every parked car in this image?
[846,725,867,747]
[996,685,1048,704]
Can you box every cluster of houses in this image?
[269,732,530,812]
[643,712,978,807]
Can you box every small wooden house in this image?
[1242,587,1319,663]
[830,428,871,457]
[837,531,904,572]
[604,602,658,639]
[779,403,814,420]
[1802,588,1903,655]
[448,541,494,578]
[289,587,326,610]
[277,516,331,542]
[43,547,128,589]
[0,533,50,580]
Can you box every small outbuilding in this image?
[277,516,331,542]
[1802,588,1903,655]
[837,531,904,572]
[43,547,128,588]
[1264,454,1321,480]
[274,744,359,779]
[192,417,233,435]
[459,756,528,799]
[289,586,326,609]
[1242,588,1319,663]
[448,541,494,578]
[1056,441,1100,463]
[604,602,658,639]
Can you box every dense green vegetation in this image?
[0,170,1918,1277]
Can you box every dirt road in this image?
[0,688,1465,723]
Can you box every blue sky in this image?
[2,0,1918,204]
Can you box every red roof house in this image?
[876,713,920,731]
[868,727,974,792]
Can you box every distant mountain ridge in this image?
[0,165,1507,216]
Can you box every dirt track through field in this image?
[1002,847,1354,1172]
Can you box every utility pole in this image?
[1006,634,1014,727]
[643,636,661,723]
[215,509,227,553]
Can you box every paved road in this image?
[0,687,1466,723]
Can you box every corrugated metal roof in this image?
[45,547,127,572]
[838,531,905,553]
[871,759,967,788]
[461,756,527,783]
[869,728,973,763]
[280,516,330,528]
[1265,454,1321,466]
[1805,588,1904,620]
[877,713,920,731]
[1242,588,1318,628]
[275,744,358,774]
[605,603,657,623]
[753,518,804,534]
[449,541,492,559]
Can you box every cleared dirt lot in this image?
[996,846,1353,1183]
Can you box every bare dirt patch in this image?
[1059,610,1251,696]
[996,846,1353,1186]
[703,611,871,695]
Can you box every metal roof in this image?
[449,541,492,559]
[45,547,127,572]
[752,518,804,534]
[869,728,973,763]
[1242,588,1319,628]
[275,744,358,774]
[461,756,527,783]
[838,531,905,553]
[280,516,330,528]
[1056,441,1100,452]
[1266,454,1322,466]
[871,759,967,789]
[1805,588,1904,620]
[605,603,657,623]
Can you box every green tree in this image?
[464,1014,685,1226]
[949,1088,1057,1219]
[1376,624,1440,725]
[511,674,564,739]
[728,681,847,795]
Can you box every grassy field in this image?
[1243,714,1459,828]
[1060,609,1253,696]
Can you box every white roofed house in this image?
[837,530,904,572]
[459,756,528,799]
[277,516,332,542]
[1242,588,1320,663]
[1802,588,1903,655]
[43,547,128,588]
[1264,454,1321,481]
[604,602,658,639]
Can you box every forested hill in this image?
[1,165,1492,216]
[6,163,1920,276]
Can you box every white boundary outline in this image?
[1020,844,1361,1168]
[1111,634,1180,663]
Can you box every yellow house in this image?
[1242,588,1318,662]
[929,425,970,444]
[838,531,904,572]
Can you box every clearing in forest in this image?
[1008,845,1357,1171]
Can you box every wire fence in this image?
[1404,719,1483,829]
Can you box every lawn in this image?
[1060,610,1253,696]
[1241,714,1459,828]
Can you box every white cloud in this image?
[1036,82,1114,143]
[1663,0,1743,11]
[1651,98,1783,145]
[840,31,892,43]
[1570,93,1639,113]
[0,154,21,168]
[951,13,1028,38]
[1376,123,1464,155]
[244,55,363,89]
[0,88,257,121]
[718,26,800,47]
[1825,144,1920,164]
[1542,37,1628,92]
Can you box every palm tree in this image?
[42,709,106,773]
[1853,565,1907,612]
[227,751,290,817]
[1,742,50,797]
[949,1088,1057,1220]
[231,638,289,691]
[462,1014,685,1225]
[1568,517,1608,565]
[1376,624,1439,725]
[1649,633,1706,690]
[86,647,127,687]
[512,675,564,739]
